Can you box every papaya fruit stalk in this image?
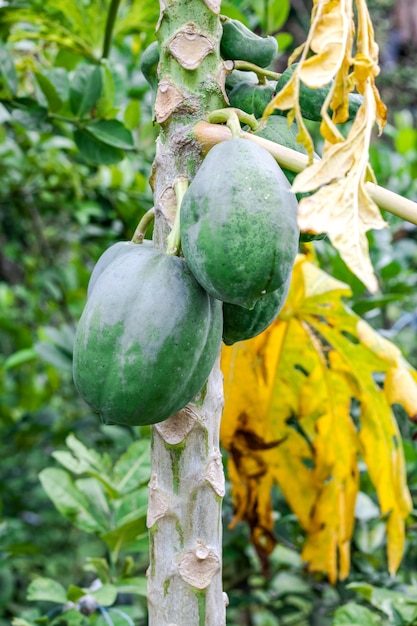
[147,2,227,624]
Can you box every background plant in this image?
[1,0,417,625]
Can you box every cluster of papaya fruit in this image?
[72,20,302,427]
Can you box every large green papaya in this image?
[221,19,278,68]
[180,138,299,310]
[73,244,222,426]
[222,276,290,345]
[87,241,151,297]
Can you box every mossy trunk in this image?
[147,1,228,624]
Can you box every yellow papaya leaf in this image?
[221,255,413,582]
[263,0,387,291]
[293,84,387,293]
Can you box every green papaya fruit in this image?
[87,241,151,297]
[225,69,258,92]
[228,81,276,119]
[140,41,160,90]
[276,63,363,122]
[221,19,278,68]
[222,276,290,345]
[73,244,222,426]
[180,138,299,310]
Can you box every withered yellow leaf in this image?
[294,84,387,293]
[221,256,413,582]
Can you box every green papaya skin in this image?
[87,241,151,297]
[140,41,160,90]
[228,81,275,120]
[225,69,258,92]
[73,244,222,426]
[276,64,363,122]
[222,276,290,345]
[221,19,278,68]
[180,138,299,310]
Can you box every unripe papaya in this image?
[180,138,299,309]
[87,241,150,297]
[225,69,258,92]
[73,244,222,426]
[228,81,276,119]
[276,64,363,122]
[222,276,290,345]
[221,19,278,68]
[140,41,160,90]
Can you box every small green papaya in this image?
[180,138,299,310]
[228,81,276,119]
[221,19,278,68]
[73,244,222,426]
[222,276,290,345]
[140,41,160,90]
[225,69,258,92]
[276,64,363,122]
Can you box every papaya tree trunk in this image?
[146,1,228,624]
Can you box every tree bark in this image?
[146,1,228,624]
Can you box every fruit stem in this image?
[166,176,189,255]
[131,207,155,243]
[207,108,259,136]
[233,60,281,82]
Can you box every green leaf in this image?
[26,577,67,604]
[276,32,293,51]
[67,585,85,603]
[332,602,382,625]
[3,348,38,370]
[84,120,134,150]
[34,341,73,372]
[0,43,17,96]
[39,468,107,534]
[113,440,150,493]
[123,99,141,131]
[115,577,147,597]
[70,64,102,117]
[91,584,118,607]
[101,517,147,553]
[264,0,291,34]
[84,558,111,583]
[74,128,124,165]
[114,488,148,528]
[34,72,63,112]
[95,62,118,119]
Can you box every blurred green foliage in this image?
[1,0,417,625]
